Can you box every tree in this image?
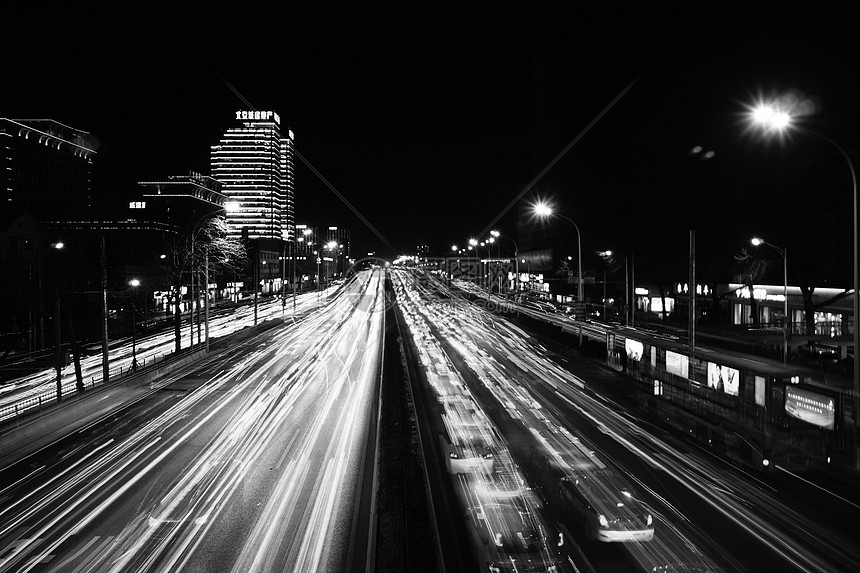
[732,247,768,328]
[158,216,247,353]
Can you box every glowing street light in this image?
[747,98,859,467]
[129,278,140,372]
[751,237,789,363]
[491,230,519,295]
[534,202,583,345]
[533,202,583,302]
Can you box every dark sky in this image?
[5,5,860,279]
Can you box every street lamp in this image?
[326,241,339,285]
[749,99,859,467]
[129,278,140,372]
[534,203,583,303]
[751,238,789,363]
[535,202,584,345]
[490,230,519,297]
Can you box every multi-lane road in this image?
[1,266,859,572]
[0,270,386,572]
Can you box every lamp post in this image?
[534,203,583,302]
[326,241,339,288]
[534,202,584,345]
[491,230,519,297]
[480,240,493,296]
[749,100,859,467]
[129,278,140,372]
[751,238,789,363]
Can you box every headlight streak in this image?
[97,270,382,566]
[0,284,335,418]
[0,439,115,532]
[3,353,291,571]
[395,271,729,572]
[228,271,384,573]
[392,270,562,571]
[550,390,838,573]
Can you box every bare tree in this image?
[733,247,768,329]
[159,217,247,353]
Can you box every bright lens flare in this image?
[752,105,792,130]
[534,202,552,217]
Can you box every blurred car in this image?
[438,395,497,476]
[558,471,654,543]
[464,500,562,572]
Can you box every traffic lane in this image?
[0,272,385,572]
[414,299,744,572]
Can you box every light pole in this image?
[534,202,584,345]
[129,278,140,372]
[468,238,480,289]
[326,241,339,288]
[491,230,519,297]
[749,99,859,467]
[480,240,493,296]
[598,250,613,321]
[534,203,583,303]
[752,238,789,363]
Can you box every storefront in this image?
[729,283,854,337]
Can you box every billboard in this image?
[785,386,835,430]
[625,338,644,362]
[665,350,688,378]
[707,362,739,396]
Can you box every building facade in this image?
[1,118,98,222]
[211,110,295,243]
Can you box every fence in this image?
[0,348,172,427]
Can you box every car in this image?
[558,471,654,543]
[437,394,498,476]
[464,500,563,572]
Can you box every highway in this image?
[0,284,342,423]
[1,266,858,572]
[0,269,386,573]
[391,267,860,573]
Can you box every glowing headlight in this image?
[449,452,459,459]
[483,452,494,459]
[646,514,653,526]
[598,515,609,528]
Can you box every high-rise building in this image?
[1,118,98,221]
[210,110,295,243]
[326,226,351,258]
[295,224,319,255]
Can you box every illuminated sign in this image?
[735,286,785,302]
[634,287,649,295]
[235,110,281,125]
[625,338,643,362]
[754,375,766,407]
[665,350,688,378]
[675,283,711,296]
[785,386,835,430]
[707,362,739,396]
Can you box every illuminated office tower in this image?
[211,110,295,243]
[326,226,351,257]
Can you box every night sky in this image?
[5,5,860,284]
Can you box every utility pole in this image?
[54,292,62,402]
[101,233,109,385]
[689,230,696,359]
[204,245,211,352]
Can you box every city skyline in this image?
[4,7,860,283]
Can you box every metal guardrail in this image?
[0,349,172,427]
